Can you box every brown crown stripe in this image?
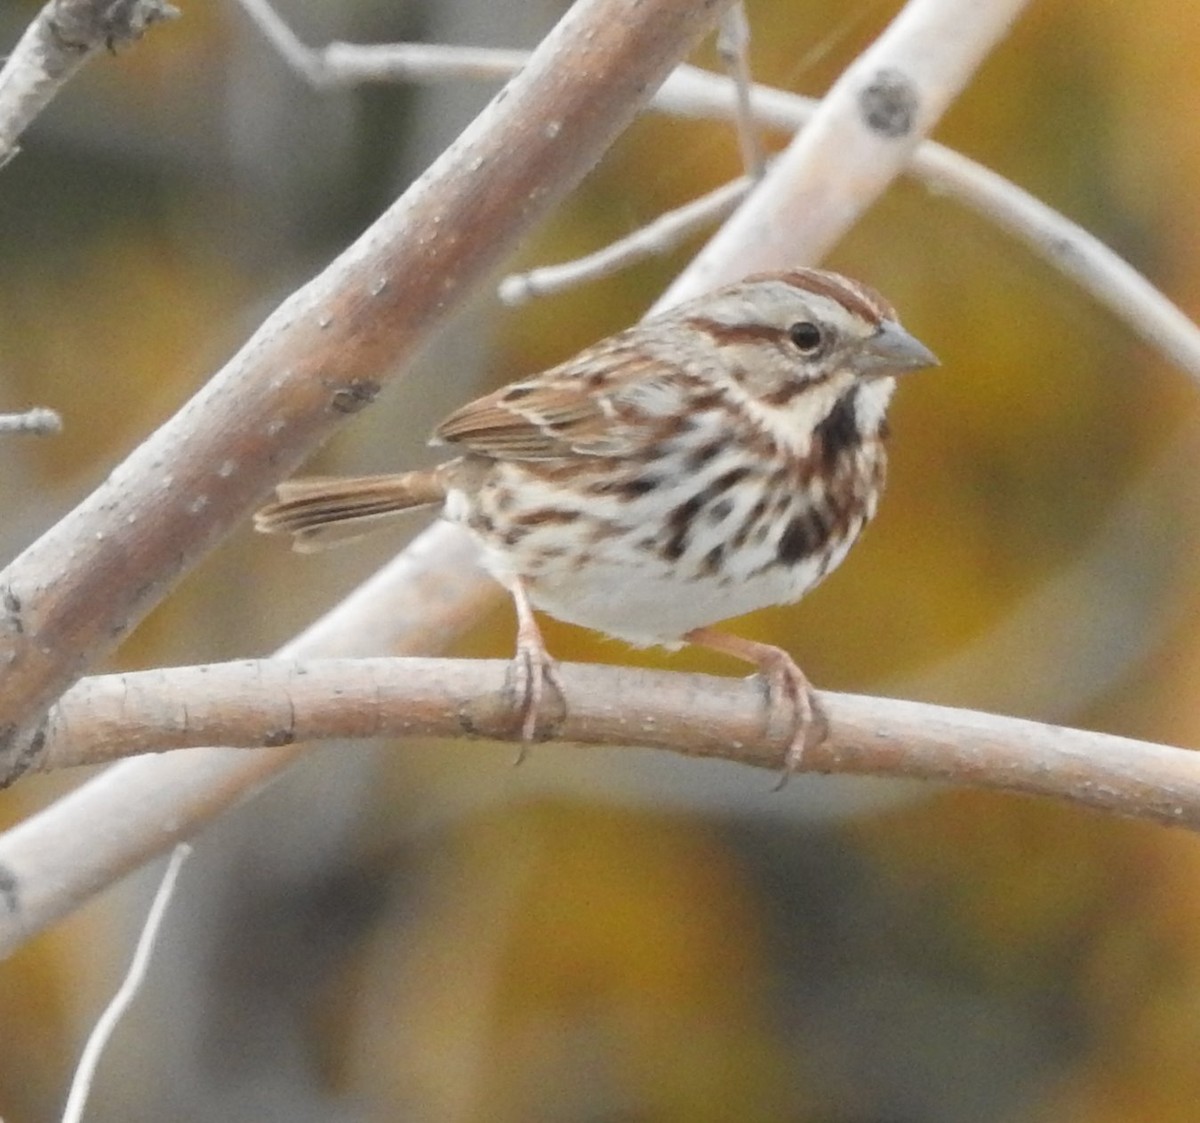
[747,268,895,326]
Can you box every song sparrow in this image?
[255,268,935,775]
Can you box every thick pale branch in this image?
[20,658,1200,836]
[0,0,178,165]
[0,525,496,959]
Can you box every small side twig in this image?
[234,0,528,88]
[498,175,754,304]
[0,407,62,436]
[60,844,190,1123]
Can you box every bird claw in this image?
[506,637,564,760]
[753,652,829,791]
[683,626,829,790]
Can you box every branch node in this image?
[328,378,381,415]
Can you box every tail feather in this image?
[254,471,446,552]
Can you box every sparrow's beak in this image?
[862,320,939,376]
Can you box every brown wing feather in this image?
[434,385,605,459]
[432,344,682,461]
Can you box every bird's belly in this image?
[522,556,831,647]
[464,505,867,648]
[445,447,878,648]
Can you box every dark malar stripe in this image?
[812,389,865,469]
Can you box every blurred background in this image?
[2,0,1200,1119]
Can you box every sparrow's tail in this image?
[253,470,446,552]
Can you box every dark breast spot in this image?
[699,544,725,577]
[620,475,660,498]
[707,498,734,524]
[777,511,825,565]
[686,438,725,472]
[587,475,661,498]
[732,498,768,549]
[686,389,724,413]
[709,466,752,494]
[663,491,706,561]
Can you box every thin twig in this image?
[715,3,765,178]
[60,844,190,1123]
[498,175,754,304]
[0,407,62,435]
[235,0,528,86]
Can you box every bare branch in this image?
[13,659,1200,839]
[0,524,495,957]
[0,0,179,165]
[234,0,529,87]
[668,0,1031,298]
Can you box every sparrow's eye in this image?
[788,321,824,354]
